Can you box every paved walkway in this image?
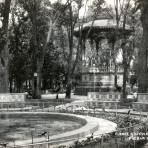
[35,93,148,147]
[41,93,148,121]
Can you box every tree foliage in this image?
[0,0,145,97]
[134,0,148,92]
[0,0,11,92]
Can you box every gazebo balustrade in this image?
[82,65,123,73]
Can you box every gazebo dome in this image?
[81,19,130,29]
[74,18,132,38]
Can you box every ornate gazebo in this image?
[74,18,132,95]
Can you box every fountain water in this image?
[0,112,117,147]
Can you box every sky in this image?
[91,0,114,5]
[106,0,114,5]
[50,0,115,5]
[50,0,115,17]
[80,0,115,17]
[0,0,114,27]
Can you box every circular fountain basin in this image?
[0,112,84,141]
[0,112,117,147]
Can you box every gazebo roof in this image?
[74,18,132,38]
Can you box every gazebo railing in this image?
[82,66,123,73]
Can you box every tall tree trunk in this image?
[36,60,42,99]
[66,74,72,99]
[9,79,12,93]
[138,6,148,93]
[31,0,38,99]
[36,20,54,99]
[0,0,11,93]
[66,38,73,98]
[121,13,128,103]
[122,63,128,102]
[114,64,118,88]
[66,2,73,99]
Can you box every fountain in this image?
[0,112,117,147]
[0,113,83,141]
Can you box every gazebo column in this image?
[89,38,95,53]
[111,40,118,88]
[82,38,86,65]
[95,39,102,68]
[81,38,86,82]
[95,40,99,55]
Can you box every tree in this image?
[8,1,33,92]
[55,0,84,98]
[0,0,11,92]
[18,0,69,98]
[135,0,148,93]
[64,0,79,98]
[87,0,113,19]
[42,42,66,91]
[112,0,136,102]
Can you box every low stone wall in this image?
[0,93,26,102]
[88,92,121,101]
[133,102,148,112]
[137,93,148,102]
[86,101,119,109]
[41,93,65,99]
[132,93,148,112]
[87,92,121,109]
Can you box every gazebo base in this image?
[74,85,115,96]
[74,87,112,96]
[133,102,148,112]
[132,93,148,112]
